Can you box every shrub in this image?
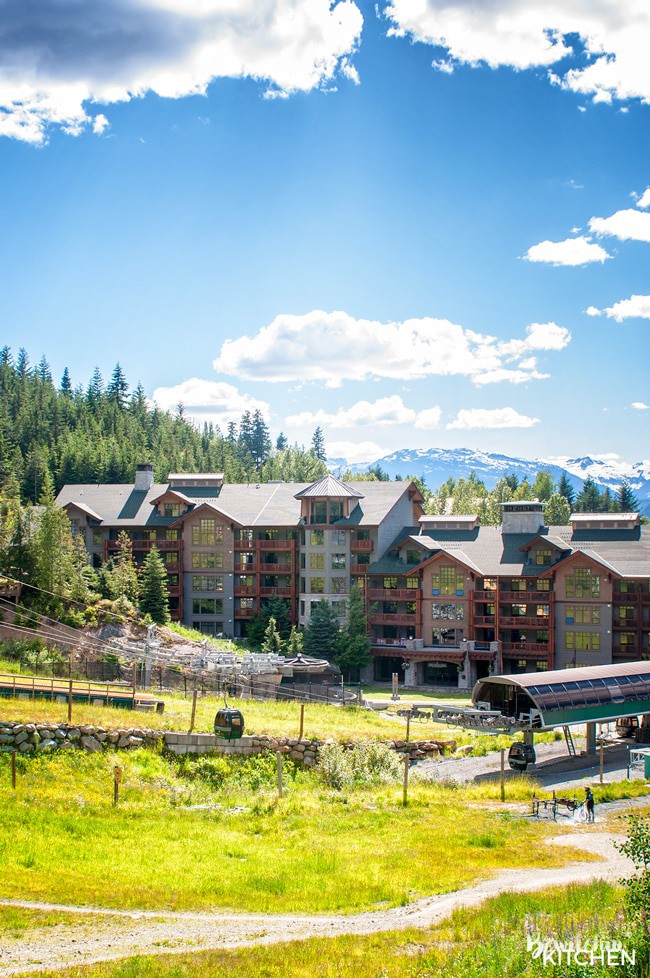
[317,742,401,790]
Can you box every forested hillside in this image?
[0,347,326,501]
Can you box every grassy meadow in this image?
[0,747,630,915]
[5,881,646,978]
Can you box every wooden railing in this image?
[350,539,373,551]
[368,588,419,601]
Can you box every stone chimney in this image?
[135,463,154,491]
[500,500,545,534]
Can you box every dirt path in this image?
[0,802,645,977]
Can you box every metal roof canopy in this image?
[472,661,650,731]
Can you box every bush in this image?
[317,742,401,790]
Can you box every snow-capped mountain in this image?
[333,448,650,515]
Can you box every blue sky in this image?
[0,0,648,466]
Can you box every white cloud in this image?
[414,406,443,429]
[636,188,650,208]
[632,401,649,410]
[286,395,417,428]
[327,441,386,464]
[446,407,541,430]
[213,310,570,387]
[601,294,650,322]
[152,377,269,428]
[524,236,611,266]
[589,208,650,242]
[585,306,601,317]
[0,0,363,143]
[92,114,110,135]
[384,0,650,105]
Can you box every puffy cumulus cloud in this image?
[151,377,269,427]
[632,401,649,409]
[446,407,541,430]
[384,0,650,105]
[585,306,602,317]
[589,208,650,242]
[286,395,417,428]
[524,236,611,266]
[414,406,442,429]
[636,188,650,208]
[601,294,650,322]
[213,310,570,387]
[0,0,362,143]
[327,441,387,464]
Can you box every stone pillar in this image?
[585,722,597,755]
[402,661,418,687]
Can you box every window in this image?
[566,606,600,625]
[511,603,527,617]
[164,503,181,518]
[312,501,327,524]
[300,576,306,593]
[239,597,254,610]
[311,577,325,594]
[310,553,325,570]
[192,598,223,616]
[566,632,600,651]
[483,578,497,591]
[192,518,223,546]
[92,529,103,546]
[355,529,370,541]
[237,575,254,587]
[167,574,179,587]
[566,567,600,599]
[432,604,464,620]
[192,552,223,569]
[535,548,552,566]
[300,553,306,569]
[406,549,421,564]
[537,579,551,592]
[618,606,636,621]
[192,575,223,592]
[144,529,157,542]
[383,577,398,590]
[238,551,255,566]
[431,566,464,596]
[618,581,636,594]
[166,529,178,541]
[357,577,365,593]
[406,577,419,590]
[311,529,324,546]
[511,579,527,591]
[331,529,346,546]
[329,501,344,523]
[354,554,370,566]
[331,553,346,570]
[332,600,347,617]
[300,600,305,616]
[536,605,550,617]
[162,551,178,565]
[238,529,254,544]
[331,577,348,594]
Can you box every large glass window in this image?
[331,553,346,570]
[566,606,600,625]
[535,548,552,566]
[432,604,464,620]
[566,568,600,599]
[192,575,223,592]
[239,597,254,610]
[537,579,551,591]
[238,528,254,544]
[331,529,347,546]
[383,577,398,589]
[237,575,254,587]
[192,598,223,616]
[566,632,600,651]
[162,551,178,565]
[431,566,464,596]
[483,578,497,591]
[406,549,421,564]
[164,503,181,518]
[406,577,419,590]
[92,529,103,546]
[312,501,327,524]
[310,577,325,594]
[166,529,178,541]
[310,553,325,570]
[311,529,324,546]
[192,552,223,569]
[329,501,344,522]
[331,577,348,594]
[510,579,527,591]
[618,606,636,621]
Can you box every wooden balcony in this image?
[234,563,258,573]
[473,590,499,601]
[351,539,373,552]
[502,641,549,655]
[369,613,416,626]
[234,585,257,596]
[109,539,180,551]
[473,615,495,626]
[234,539,254,550]
[368,588,419,601]
[235,608,256,619]
[350,564,369,575]
[260,586,293,597]
[499,615,549,627]
[259,562,292,574]
[258,539,293,550]
[499,590,551,602]
[612,646,639,659]
[613,618,637,628]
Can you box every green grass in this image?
[0,906,104,938]
[7,880,640,978]
[0,749,595,915]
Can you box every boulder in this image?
[80,735,103,753]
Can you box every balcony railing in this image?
[499,615,549,627]
[234,562,258,573]
[260,586,293,597]
[258,539,294,550]
[612,646,639,658]
[369,613,416,626]
[499,590,552,602]
[351,539,373,551]
[473,590,499,601]
[259,562,292,574]
[473,615,495,626]
[234,585,257,596]
[109,539,180,551]
[234,608,256,619]
[502,642,549,655]
[368,588,419,601]
[350,564,369,575]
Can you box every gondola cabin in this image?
[508,742,536,771]
[214,708,245,741]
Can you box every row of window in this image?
[300,577,348,594]
[303,553,347,570]
[565,632,601,651]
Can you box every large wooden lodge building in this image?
[57,465,650,688]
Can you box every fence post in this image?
[67,680,73,723]
[299,703,305,740]
[113,766,122,806]
[276,750,283,799]
[189,689,198,733]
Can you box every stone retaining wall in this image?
[0,720,162,754]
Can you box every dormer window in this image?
[535,548,552,566]
[164,503,181,518]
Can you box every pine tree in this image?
[107,363,129,409]
[87,367,104,409]
[304,599,339,659]
[276,432,288,451]
[532,470,555,502]
[618,480,640,513]
[335,585,371,679]
[106,531,140,602]
[286,624,303,656]
[139,547,171,624]
[261,615,284,655]
[250,410,272,468]
[575,476,601,513]
[60,368,73,396]
[558,473,575,508]
[311,426,326,462]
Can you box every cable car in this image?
[214,707,245,741]
[508,741,536,771]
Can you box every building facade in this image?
[57,470,650,687]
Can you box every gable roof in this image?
[294,475,365,499]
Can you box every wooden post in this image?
[500,748,505,801]
[402,753,409,807]
[189,689,198,733]
[11,750,16,790]
[276,750,283,799]
[132,663,137,697]
[299,703,305,740]
[599,743,604,784]
[67,680,73,723]
[405,710,411,743]
[113,765,122,806]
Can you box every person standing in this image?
[585,786,595,823]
